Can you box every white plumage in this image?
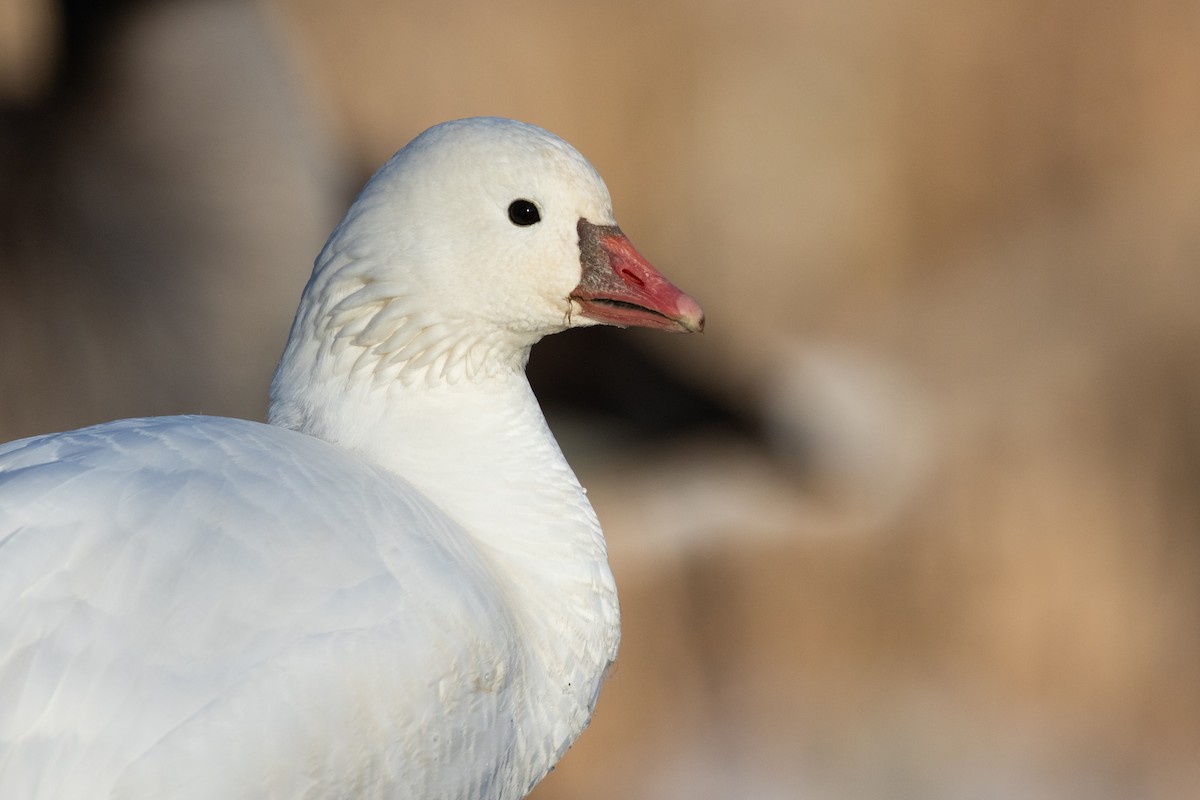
[0,118,702,799]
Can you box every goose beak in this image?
[570,219,705,333]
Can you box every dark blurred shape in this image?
[530,327,760,448]
[0,0,343,440]
[55,0,150,99]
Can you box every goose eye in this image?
[507,199,541,226]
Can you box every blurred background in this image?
[2,0,1199,797]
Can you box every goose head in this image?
[272,118,703,415]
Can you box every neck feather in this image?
[272,251,535,411]
[268,259,620,779]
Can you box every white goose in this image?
[0,117,703,799]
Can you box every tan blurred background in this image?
[2,0,1199,797]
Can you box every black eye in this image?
[507,199,541,226]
